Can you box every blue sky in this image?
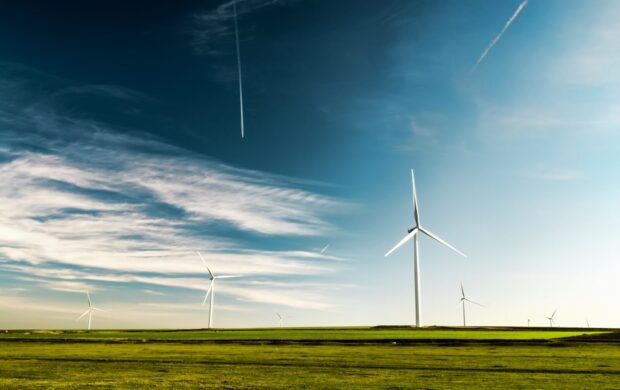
[1,0,620,329]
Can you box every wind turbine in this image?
[76,291,104,330]
[197,252,242,329]
[276,312,287,328]
[459,282,483,327]
[546,308,558,327]
[385,169,466,327]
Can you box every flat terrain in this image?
[0,327,618,389]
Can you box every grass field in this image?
[1,327,618,389]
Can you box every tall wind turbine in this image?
[546,308,558,327]
[459,282,483,327]
[197,252,242,329]
[76,291,104,330]
[385,169,466,327]
[276,312,285,328]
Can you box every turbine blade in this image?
[460,282,465,299]
[465,299,484,307]
[196,251,214,279]
[551,308,558,318]
[419,227,466,257]
[76,309,90,321]
[384,228,418,257]
[203,283,213,305]
[92,308,106,312]
[215,275,243,279]
[411,170,420,226]
[86,291,91,308]
[320,244,329,254]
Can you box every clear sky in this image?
[1,0,619,329]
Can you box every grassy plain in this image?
[0,327,618,389]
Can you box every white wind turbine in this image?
[459,282,483,327]
[546,308,558,327]
[76,291,104,330]
[197,252,242,329]
[385,169,466,327]
[276,312,284,328]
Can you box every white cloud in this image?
[522,167,583,182]
[552,2,620,87]
[0,67,347,312]
[191,0,283,55]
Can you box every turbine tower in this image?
[385,169,466,327]
[546,308,558,327]
[459,282,483,327]
[197,252,242,329]
[76,291,104,330]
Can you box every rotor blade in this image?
[215,275,243,279]
[411,170,420,227]
[551,308,558,318]
[384,228,418,257]
[460,282,465,299]
[465,298,484,307]
[86,291,91,308]
[320,244,329,254]
[196,251,214,279]
[418,227,466,257]
[202,283,213,305]
[92,308,106,312]
[276,313,282,319]
[76,309,90,321]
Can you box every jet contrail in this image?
[473,0,528,71]
[233,0,245,138]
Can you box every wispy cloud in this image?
[0,64,346,311]
[473,0,528,71]
[191,0,284,55]
[522,167,583,182]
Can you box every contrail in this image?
[233,0,245,138]
[473,0,528,71]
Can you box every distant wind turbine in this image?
[276,312,290,328]
[76,291,104,330]
[385,169,466,327]
[527,319,530,327]
[319,244,329,254]
[197,252,242,329]
[459,282,483,327]
[233,0,245,138]
[546,308,558,327]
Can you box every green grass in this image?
[0,327,618,389]
[0,327,603,341]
